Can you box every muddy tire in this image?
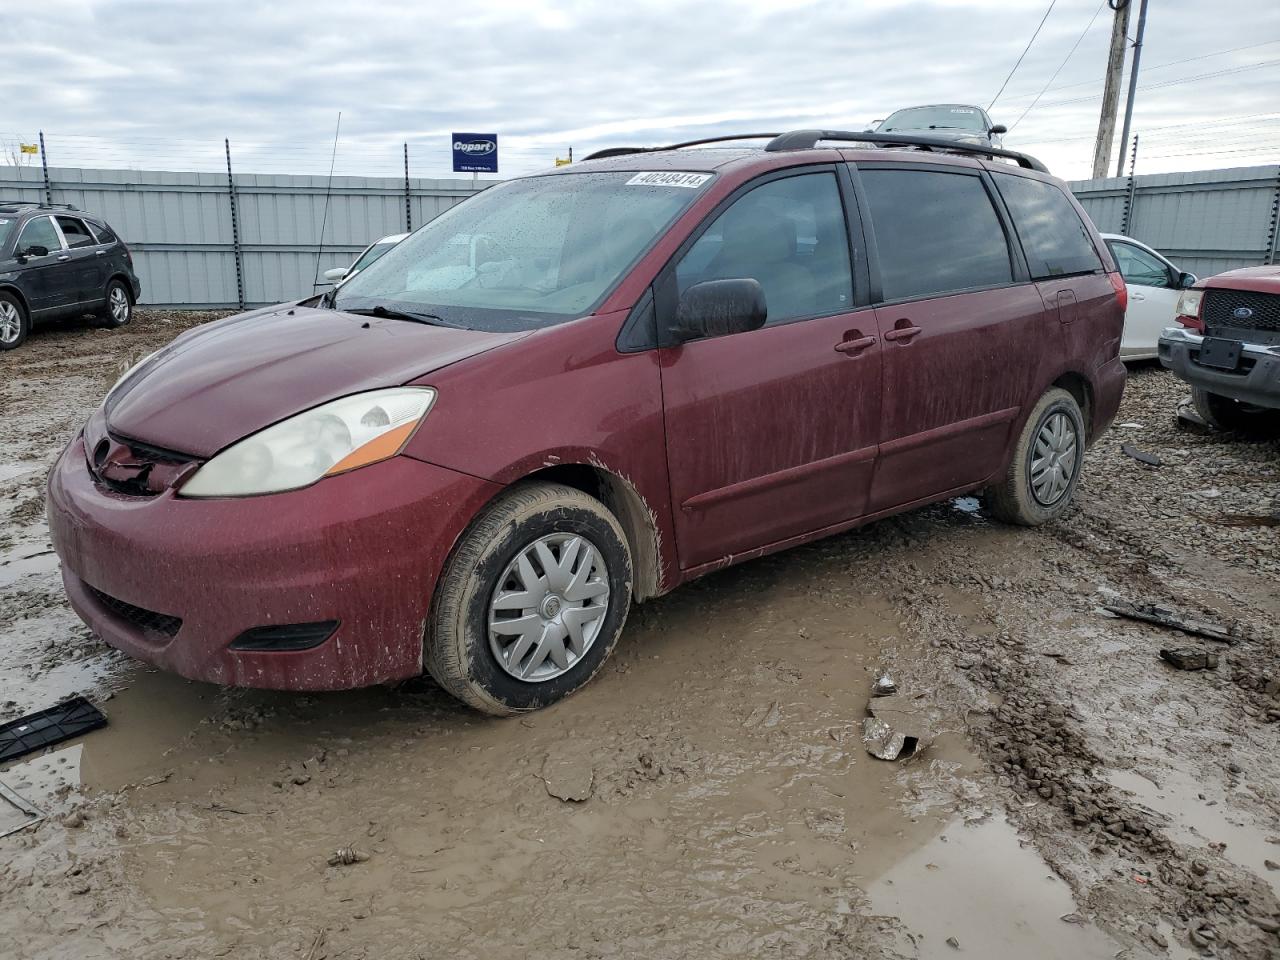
[97,280,133,328]
[0,291,29,350]
[986,387,1085,526]
[1191,387,1280,438]
[425,482,632,716]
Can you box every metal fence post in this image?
[1266,166,1280,265]
[224,139,245,311]
[1120,134,1139,237]
[404,143,412,233]
[38,131,51,206]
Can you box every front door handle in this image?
[56,254,71,262]
[883,324,922,343]
[835,334,877,355]
[95,250,106,257]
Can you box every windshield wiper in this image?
[344,304,457,327]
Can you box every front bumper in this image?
[47,436,501,690]
[1158,327,1280,410]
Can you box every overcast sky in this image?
[2,0,1277,182]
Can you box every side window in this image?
[56,217,96,249]
[1108,241,1171,288]
[90,221,118,245]
[994,174,1102,279]
[675,172,852,325]
[16,216,62,256]
[859,168,1012,302]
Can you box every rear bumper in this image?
[1158,328,1280,410]
[1091,355,1127,443]
[48,435,501,690]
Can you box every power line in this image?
[988,0,1059,111]
[1037,58,1280,108]
[1008,0,1108,131]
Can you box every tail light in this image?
[1107,271,1127,313]
[1176,289,1204,332]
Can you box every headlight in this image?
[1176,289,1203,318]
[180,387,436,498]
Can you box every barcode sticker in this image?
[626,171,712,189]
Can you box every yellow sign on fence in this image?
[19,144,38,155]
[554,157,572,167]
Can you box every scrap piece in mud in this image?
[1176,396,1213,434]
[862,696,933,761]
[540,741,594,802]
[872,671,897,697]
[1160,648,1219,671]
[0,778,46,839]
[327,844,369,866]
[1120,443,1162,466]
[0,696,107,764]
[1102,602,1244,645]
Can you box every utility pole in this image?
[1091,0,1131,179]
[1115,0,1149,178]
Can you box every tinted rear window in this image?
[994,174,1102,279]
[859,168,1012,302]
[89,221,117,244]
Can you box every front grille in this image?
[1203,289,1280,334]
[87,585,183,639]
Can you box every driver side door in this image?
[656,168,883,570]
[15,216,73,316]
[1106,239,1183,358]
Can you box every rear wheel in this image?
[0,292,29,350]
[1191,388,1280,437]
[986,387,1086,526]
[425,482,633,715]
[98,280,133,328]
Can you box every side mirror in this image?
[1178,271,1198,289]
[672,279,767,343]
[22,244,49,259]
[989,124,1008,135]
[323,266,349,283]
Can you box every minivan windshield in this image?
[880,105,987,133]
[334,171,712,331]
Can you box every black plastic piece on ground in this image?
[0,696,108,764]
[229,620,340,652]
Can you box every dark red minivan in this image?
[47,131,1126,714]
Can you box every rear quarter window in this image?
[994,174,1102,279]
[89,221,118,244]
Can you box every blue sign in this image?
[452,133,498,173]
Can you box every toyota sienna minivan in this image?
[47,130,1126,714]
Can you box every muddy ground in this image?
[1,311,1277,960]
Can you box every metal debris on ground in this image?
[862,696,932,761]
[1175,396,1212,433]
[1120,443,1162,466]
[327,844,369,866]
[1102,601,1244,645]
[872,671,897,697]
[0,695,107,763]
[0,779,46,839]
[1160,648,1219,671]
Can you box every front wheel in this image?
[1191,388,1280,437]
[0,292,29,350]
[986,387,1086,526]
[425,482,633,715]
[98,280,133,328]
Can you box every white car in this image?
[323,233,409,285]
[1102,233,1197,360]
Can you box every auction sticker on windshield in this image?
[626,172,712,188]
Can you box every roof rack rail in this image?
[582,133,780,162]
[0,200,81,211]
[764,130,1048,172]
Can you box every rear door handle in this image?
[95,250,106,257]
[56,254,71,262]
[835,334,877,355]
[883,324,922,343]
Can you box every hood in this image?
[105,305,526,457]
[1202,265,1280,295]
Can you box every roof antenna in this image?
[313,111,342,292]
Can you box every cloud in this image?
[1,0,1277,181]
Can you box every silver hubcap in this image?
[1029,411,1078,506]
[488,533,610,682]
[110,287,130,324]
[0,302,20,344]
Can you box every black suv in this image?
[0,202,141,350]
